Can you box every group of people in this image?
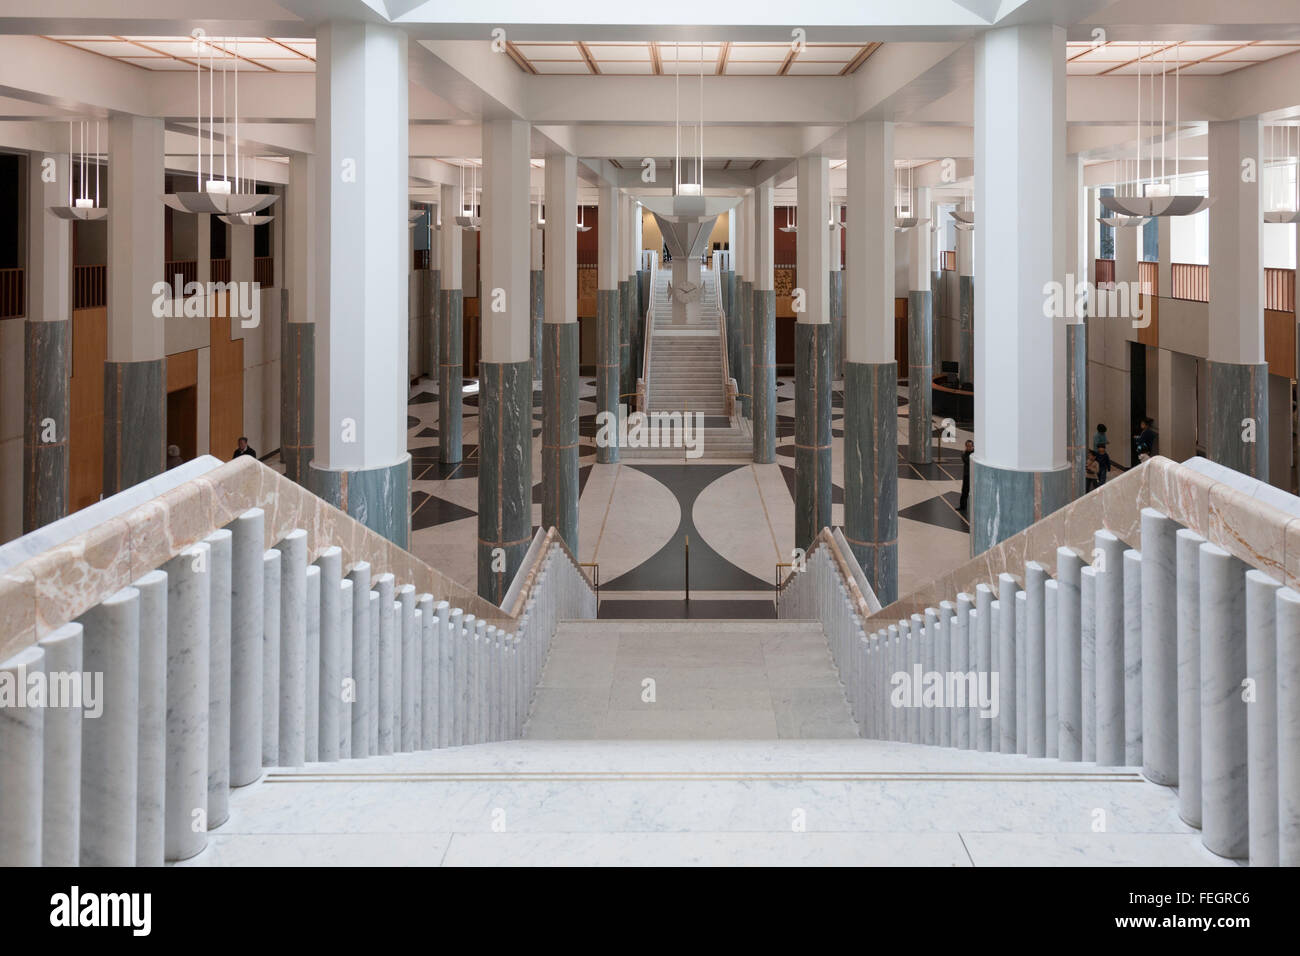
[1086,417,1157,490]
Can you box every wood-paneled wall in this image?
[69,307,106,512]
[209,309,244,459]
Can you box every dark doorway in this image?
[166,385,198,466]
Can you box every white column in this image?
[480,119,530,365]
[796,154,830,326]
[310,21,409,543]
[845,120,894,364]
[971,23,1068,551]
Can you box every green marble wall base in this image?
[739,280,753,417]
[907,290,933,464]
[844,361,899,606]
[636,269,650,380]
[970,459,1071,557]
[477,360,533,604]
[542,323,579,552]
[439,288,463,464]
[530,270,543,383]
[829,271,845,381]
[795,322,832,550]
[724,272,739,390]
[596,289,620,463]
[753,290,776,463]
[1067,321,1087,499]
[23,319,69,532]
[280,319,315,486]
[721,269,734,320]
[103,358,165,495]
[959,274,973,385]
[309,456,411,549]
[932,270,942,373]
[1206,361,1268,480]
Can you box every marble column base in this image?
[959,274,974,385]
[829,271,845,381]
[103,358,165,494]
[280,320,315,485]
[530,270,543,383]
[542,323,579,552]
[619,279,633,404]
[795,322,832,551]
[596,289,620,464]
[477,360,532,604]
[907,290,933,464]
[931,270,942,373]
[753,290,776,463]
[970,458,1071,556]
[1206,361,1268,480]
[309,456,411,549]
[636,270,650,380]
[24,318,69,532]
[739,280,753,417]
[1067,322,1087,499]
[439,288,463,464]
[425,270,441,380]
[844,361,899,606]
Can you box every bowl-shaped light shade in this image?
[48,205,109,221]
[218,213,275,227]
[949,209,975,225]
[1264,209,1300,224]
[162,192,279,215]
[1097,216,1150,228]
[1100,194,1213,218]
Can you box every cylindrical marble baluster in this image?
[909,614,923,743]
[304,564,321,761]
[938,601,954,747]
[451,609,467,745]
[461,613,476,745]
[163,542,210,862]
[989,601,1001,748]
[975,585,993,752]
[1276,588,1300,867]
[80,585,143,865]
[419,594,436,749]
[1056,549,1083,762]
[346,562,371,758]
[1140,509,1179,786]
[1014,590,1027,754]
[315,547,342,764]
[39,623,84,866]
[477,619,490,743]
[374,574,396,754]
[204,528,232,826]
[132,572,167,865]
[1094,531,1125,767]
[1176,528,1205,827]
[1080,565,1097,763]
[338,578,353,758]
[922,609,938,745]
[1245,570,1281,867]
[275,529,308,767]
[369,591,380,752]
[1199,542,1249,860]
[885,624,900,741]
[398,584,416,751]
[0,645,45,866]
[997,575,1018,753]
[1044,580,1058,759]
[1122,550,1143,767]
[262,549,281,766]
[229,509,264,788]
[966,607,979,746]
[954,594,971,750]
[437,602,453,748]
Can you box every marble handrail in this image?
[641,257,657,410]
[503,526,594,621]
[0,456,506,663]
[862,455,1300,628]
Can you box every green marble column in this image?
[439,287,463,463]
[795,323,832,550]
[596,289,620,463]
[753,289,776,463]
[280,317,315,485]
[23,319,69,531]
[103,360,165,494]
[542,323,579,551]
[1206,361,1268,479]
[477,360,532,603]
[844,361,898,605]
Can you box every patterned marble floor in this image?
[402,373,974,613]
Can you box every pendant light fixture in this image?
[779,205,797,234]
[533,182,545,228]
[674,41,705,197]
[949,207,975,231]
[454,162,481,230]
[1100,42,1211,219]
[163,35,278,216]
[49,119,108,220]
[1264,123,1300,224]
[895,163,929,231]
[219,154,276,226]
[576,201,591,233]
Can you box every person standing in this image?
[958,439,974,513]
[1092,424,1110,485]
[233,436,257,460]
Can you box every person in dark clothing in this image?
[1092,425,1110,485]
[233,436,256,460]
[959,439,974,513]
[1135,417,1157,461]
